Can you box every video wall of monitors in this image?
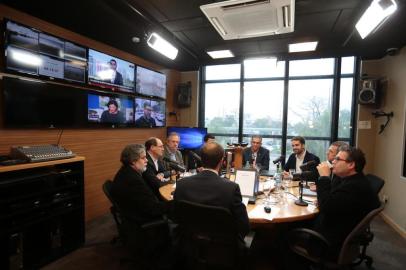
[2,19,169,129]
[5,20,87,83]
[136,66,167,99]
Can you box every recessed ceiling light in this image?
[207,50,234,59]
[289,41,318,53]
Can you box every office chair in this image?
[365,174,385,195]
[288,202,385,269]
[102,180,123,244]
[102,180,170,269]
[354,174,385,267]
[173,200,254,270]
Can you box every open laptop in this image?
[234,168,258,204]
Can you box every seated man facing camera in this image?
[174,141,249,238]
[242,135,270,170]
[143,137,172,199]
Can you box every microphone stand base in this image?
[295,199,308,206]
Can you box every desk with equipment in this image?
[159,173,318,225]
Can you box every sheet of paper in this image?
[235,170,256,197]
[242,197,249,206]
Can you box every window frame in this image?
[199,57,360,162]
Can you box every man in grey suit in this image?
[174,142,249,238]
[163,132,184,173]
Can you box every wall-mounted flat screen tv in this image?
[88,49,135,93]
[135,66,166,99]
[2,77,87,128]
[5,20,87,83]
[134,97,166,128]
[166,127,208,150]
[87,93,134,126]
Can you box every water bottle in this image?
[244,160,250,169]
[274,164,282,196]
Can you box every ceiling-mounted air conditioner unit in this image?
[200,0,295,40]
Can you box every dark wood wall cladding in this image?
[0,5,181,221]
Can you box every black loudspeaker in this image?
[177,81,192,107]
[358,79,380,106]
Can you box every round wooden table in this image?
[159,179,318,225]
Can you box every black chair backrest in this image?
[338,202,385,264]
[174,200,238,236]
[102,179,122,226]
[366,174,385,194]
[173,200,241,268]
[102,180,114,203]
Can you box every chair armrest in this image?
[140,218,168,230]
[244,231,256,249]
[288,228,331,264]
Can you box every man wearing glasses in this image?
[111,144,167,222]
[110,144,171,268]
[143,137,171,199]
[314,146,380,259]
[242,135,270,170]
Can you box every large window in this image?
[201,57,358,170]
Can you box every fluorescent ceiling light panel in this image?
[207,50,234,59]
[356,0,398,39]
[289,41,318,52]
[147,32,178,60]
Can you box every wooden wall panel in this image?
[0,5,181,221]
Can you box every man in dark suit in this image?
[315,146,380,259]
[283,136,320,181]
[106,59,123,85]
[135,102,157,128]
[143,137,172,199]
[111,144,166,224]
[242,135,270,170]
[110,144,171,269]
[174,141,249,238]
[310,141,349,191]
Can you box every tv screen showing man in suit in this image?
[88,49,135,93]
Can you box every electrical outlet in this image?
[382,194,389,203]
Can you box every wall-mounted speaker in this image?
[358,79,380,106]
[177,81,192,108]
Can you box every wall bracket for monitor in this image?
[372,110,394,134]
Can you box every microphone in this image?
[299,160,317,171]
[162,157,186,173]
[168,163,186,173]
[189,151,201,162]
[272,155,285,164]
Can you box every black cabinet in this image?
[0,157,85,269]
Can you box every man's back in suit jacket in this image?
[174,170,249,237]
